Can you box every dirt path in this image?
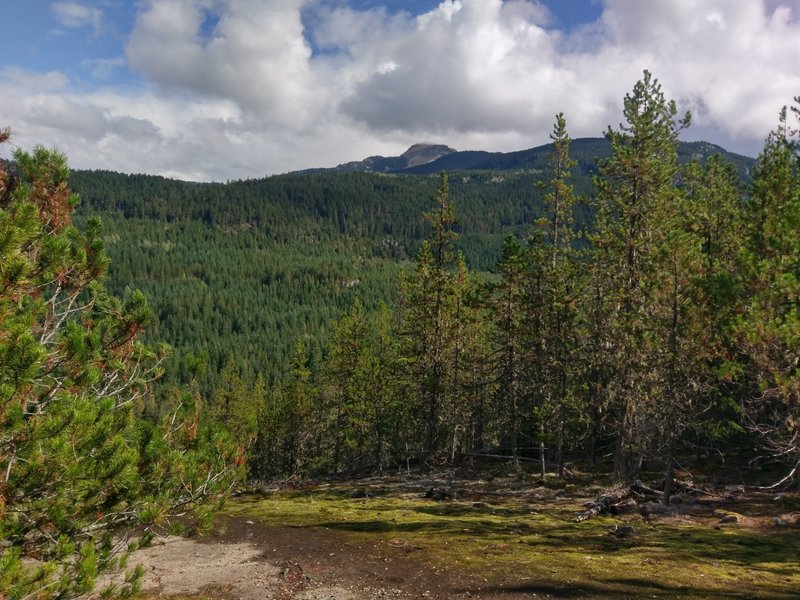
[129,516,532,600]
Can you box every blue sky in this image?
[5,1,129,82]
[4,1,601,81]
[1,1,799,180]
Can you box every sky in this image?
[1,0,799,181]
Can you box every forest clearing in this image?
[124,467,800,600]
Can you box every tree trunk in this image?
[662,440,676,506]
[556,426,564,478]
[539,422,546,479]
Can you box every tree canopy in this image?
[0,132,240,599]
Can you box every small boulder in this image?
[772,517,790,528]
[610,525,638,538]
[719,514,740,524]
[424,488,452,501]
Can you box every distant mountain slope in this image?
[400,138,755,179]
[296,143,456,174]
[292,137,754,179]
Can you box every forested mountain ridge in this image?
[68,168,561,389]
[403,138,755,176]
[68,136,752,393]
[294,137,755,177]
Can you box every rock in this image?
[719,514,740,524]
[724,484,745,493]
[424,488,452,501]
[609,525,637,538]
[772,517,790,528]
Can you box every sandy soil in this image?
[102,517,484,600]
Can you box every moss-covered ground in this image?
[226,472,800,599]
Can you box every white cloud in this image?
[81,57,125,80]
[4,0,800,180]
[1,67,69,91]
[340,0,572,135]
[125,0,321,128]
[597,0,800,143]
[52,1,103,34]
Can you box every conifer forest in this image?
[3,72,800,599]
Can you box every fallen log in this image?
[667,478,715,497]
[576,480,662,522]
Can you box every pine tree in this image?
[488,235,527,469]
[398,173,461,457]
[735,101,800,482]
[443,252,485,460]
[321,301,402,472]
[359,303,400,471]
[646,183,710,503]
[211,361,259,460]
[284,340,314,475]
[0,135,238,599]
[682,154,745,452]
[536,113,585,477]
[591,71,691,481]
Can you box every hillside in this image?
[402,138,755,177]
[296,138,754,179]
[70,138,753,391]
[70,169,557,389]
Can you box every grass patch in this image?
[227,478,800,599]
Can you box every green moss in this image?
[228,485,800,599]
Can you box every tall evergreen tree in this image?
[488,235,527,469]
[536,113,585,477]
[318,299,402,472]
[321,299,371,472]
[210,361,259,460]
[735,101,800,482]
[591,71,691,481]
[398,173,462,457]
[283,340,314,475]
[683,154,746,451]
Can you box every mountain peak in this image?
[400,143,457,168]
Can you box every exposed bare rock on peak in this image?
[296,143,456,175]
[400,143,457,168]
